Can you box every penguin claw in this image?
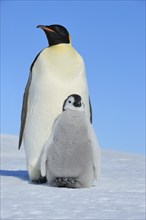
[32,176,47,184]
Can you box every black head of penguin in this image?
[73,95,82,108]
[37,24,70,46]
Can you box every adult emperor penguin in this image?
[18,24,92,182]
[40,94,100,188]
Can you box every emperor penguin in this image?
[40,94,100,188]
[18,24,92,182]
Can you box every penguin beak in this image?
[37,25,55,33]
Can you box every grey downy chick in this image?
[40,94,100,188]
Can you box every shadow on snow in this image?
[0,170,28,181]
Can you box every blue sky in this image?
[1,1,145,154]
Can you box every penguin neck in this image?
[47,43,74,55]
[48,43,72,48]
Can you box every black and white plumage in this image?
[18,24,92,182]
[40,95,100,188]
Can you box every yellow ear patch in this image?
[69,35,72,44]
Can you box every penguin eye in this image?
[68,101,71,103]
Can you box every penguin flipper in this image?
[40,145,48,177]
[91,127,101,181]
[18,51,42,150]
[18,71,32,149]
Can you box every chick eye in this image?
[68,101,71,103]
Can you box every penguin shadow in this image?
[0,170,29,181]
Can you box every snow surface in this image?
[1,134,145,220]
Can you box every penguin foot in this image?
[32,176,47,184]
[55,177,77,188]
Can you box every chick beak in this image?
[73,101,81,107]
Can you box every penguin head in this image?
[37,24,71,46]
[63,94,85,112]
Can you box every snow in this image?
[1,134,145,220]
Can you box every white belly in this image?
[23,44,90,167]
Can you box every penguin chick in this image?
[40,94,100,188]
[18,24,92,182]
